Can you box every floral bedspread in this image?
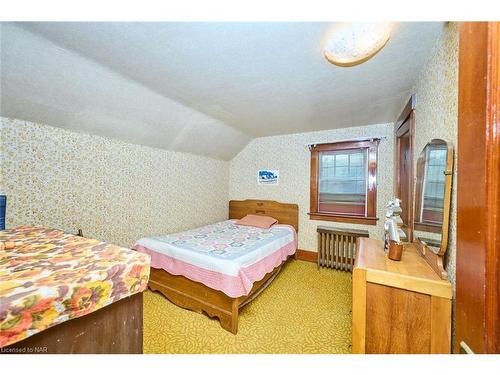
[0,226,151,348]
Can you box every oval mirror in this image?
[413,139,454,256]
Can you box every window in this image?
[308,140,379,225]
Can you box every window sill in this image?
[308,212,379,226]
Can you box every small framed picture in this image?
[257,170,279,185]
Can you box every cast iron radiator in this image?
[316,226,369,272]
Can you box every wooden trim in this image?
[456,21,489,354]
[394,94,417,133]
[4,293,143,354]
[395,114,411,138]
[310,139,379,152]
[352,267,367,353]
[229,199,299,233]
[308,212,378,225]
[296,249,317,263]
[456,22,500,354]
[485,22,500,354]
[309,139,379,224]
[394,96,416,241]
[310,148,319,214]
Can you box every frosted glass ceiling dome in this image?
[324,23,392,67]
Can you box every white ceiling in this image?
[0,22,444,160]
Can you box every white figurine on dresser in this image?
[384,198,407,241]
[383,198,407,260]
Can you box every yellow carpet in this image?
[143,260,352,354]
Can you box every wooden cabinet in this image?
[352,238,452,354]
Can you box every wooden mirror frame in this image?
[413,139,454,279]
[414,139,454,256]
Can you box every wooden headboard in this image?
[228,199,299,232]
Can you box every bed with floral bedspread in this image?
[0,226,150,348]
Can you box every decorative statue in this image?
[383,198,406,260]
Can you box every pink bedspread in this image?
[133,220,297,298]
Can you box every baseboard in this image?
[296,249,317,263]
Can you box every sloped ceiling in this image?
[0,22,444,160]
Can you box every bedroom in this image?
[1,0,499,369]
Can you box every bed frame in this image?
[148,199,299,334]
[3,293,143,354]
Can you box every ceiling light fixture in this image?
[323,23,392,67]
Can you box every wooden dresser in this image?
[352,237,452,354]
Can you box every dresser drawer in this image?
[352,237,451,354]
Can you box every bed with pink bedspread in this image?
[133,219,297,298]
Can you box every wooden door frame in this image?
[455,22,500,354]
[394,94,416,242]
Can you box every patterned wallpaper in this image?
[412,22,459,288]
[229,123,394,251]
[0,22,458,282]
[0,119,4,197]
[0,117,229,248]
